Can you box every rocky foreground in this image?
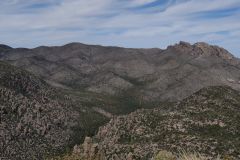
[72,86,240,160]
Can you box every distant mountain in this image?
[0,44,12,50]
[1,42,240,103]
[73,86,240,159]
[0,44,12,56]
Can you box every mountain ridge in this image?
[1,41,240,159]
[1,41,239,102]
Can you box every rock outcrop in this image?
[168,41,235,60]
[72,137,105,160]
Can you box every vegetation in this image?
[81,86,240,159]
[1,41,240,159]
[47,150,231,160]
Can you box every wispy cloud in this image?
[0,0,239,56]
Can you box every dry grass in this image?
[155,150,176,160]
[48,150,232,160]
[47,153,83,160]
[178,151,208,160]
[154,150,225,160]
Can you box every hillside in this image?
[72,86,240,160]
[0,61,108,159]
[1,42,240,159]
[1,42,240,103]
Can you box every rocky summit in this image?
[0,42,240,160]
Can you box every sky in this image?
[0,0,240,56]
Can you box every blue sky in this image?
[0,0,240,57]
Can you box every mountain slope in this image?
[1,42,240,159]
[73,86,240,160]
[0,61,109,160]
[0,44,12,52]
[1,42,240,103]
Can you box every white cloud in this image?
[0,0,239,56]
[129,0,157,6]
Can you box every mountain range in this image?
[0,41,240,159]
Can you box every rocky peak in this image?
[167,41,194,55]
[193,42,234,60]
[168,41,235,60]
[179,41,192,47]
